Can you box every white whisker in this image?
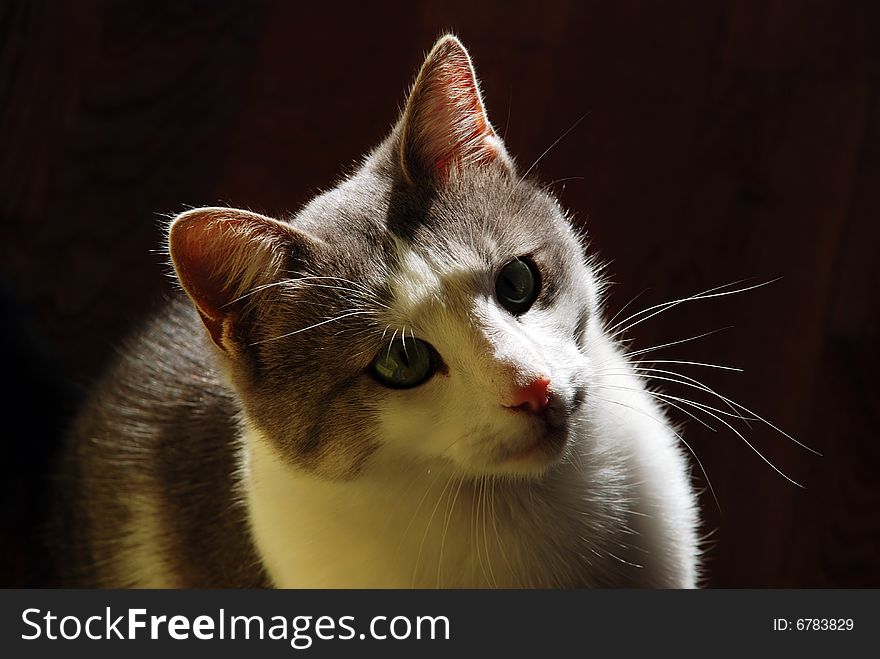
[436,475,465,588]
[412,473,456,588]
[604,287,651,331]
[386,328,399,361]
[598,383,719,432]
[623,366,817,455]
[624,327,733,359]
[253,310,373,344]
[607,278,777,339]
[597,369,757,423]
[500,112,590,217]
[629,359,742,373]
[651,391,805,488]
[591,393,720,512]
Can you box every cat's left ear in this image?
[398,35,513,183]
[168,207,317,354]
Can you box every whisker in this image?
[412,473,456,588]
[624,366,818,455]
[629,359,742,373]
[500,112,590,216]
[290,282,388,304]
[393,467,446,570]
[607,278,753,335]
[599,373,804,487]
[436,474,465,588]
[280,273,390,309]
[480,476,498,588]
[283,272,373,293]
[597,369,756,423]
[629,367,754,425]
[386,328,399,361]
[624,327,734,359]
[542,176,586,190]
[608,278,777,339]
[604,287,651,331]
[648,389,750,423]
[489,478,515,583]
[649,391,805,488]
[502,88,513,140]
[599,383,719,432]
[470,476,493,588]
[380,468,428,537]
[517,113,590,186]
[222,280,291,307]
[591,393,720,512]
[252,310,373,344]
[601,382,748,431]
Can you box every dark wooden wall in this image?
[2,0,878,587]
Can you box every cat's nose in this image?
[506,376,551,414]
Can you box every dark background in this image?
[1,0,878,587]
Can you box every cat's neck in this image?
[240,421,638,588]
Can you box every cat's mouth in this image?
[489,389,582,473]
[494,422,569,472]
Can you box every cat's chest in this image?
[242,430,581,588]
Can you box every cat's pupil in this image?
[371,337,435,389]
[503,272,528,301]
[496,258,540,315]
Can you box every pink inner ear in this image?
[401,36,502,180]
[171,212,255,319]
[428,58,495,173]
[171,218,230,318]
[169,208,292,347]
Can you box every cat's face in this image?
[370,173,596,477]
[169,36,600,479]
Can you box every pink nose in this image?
[507,376,551,414]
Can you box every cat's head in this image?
[169,36,602,480]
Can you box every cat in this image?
[48,35,700,588]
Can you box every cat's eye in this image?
[371,337,436,389]
[496,258,540,315]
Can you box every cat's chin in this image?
[480,425,570,478]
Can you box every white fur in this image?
[118,492,177,588]
[242,365,699,588]
[242,246,699,587]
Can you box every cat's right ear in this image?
[168,207,314,353]
[397,35,513,184]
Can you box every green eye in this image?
[371,336,436,389]
[496,258,540,315]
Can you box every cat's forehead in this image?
[292,164,576,322]
[386,234,482,322]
